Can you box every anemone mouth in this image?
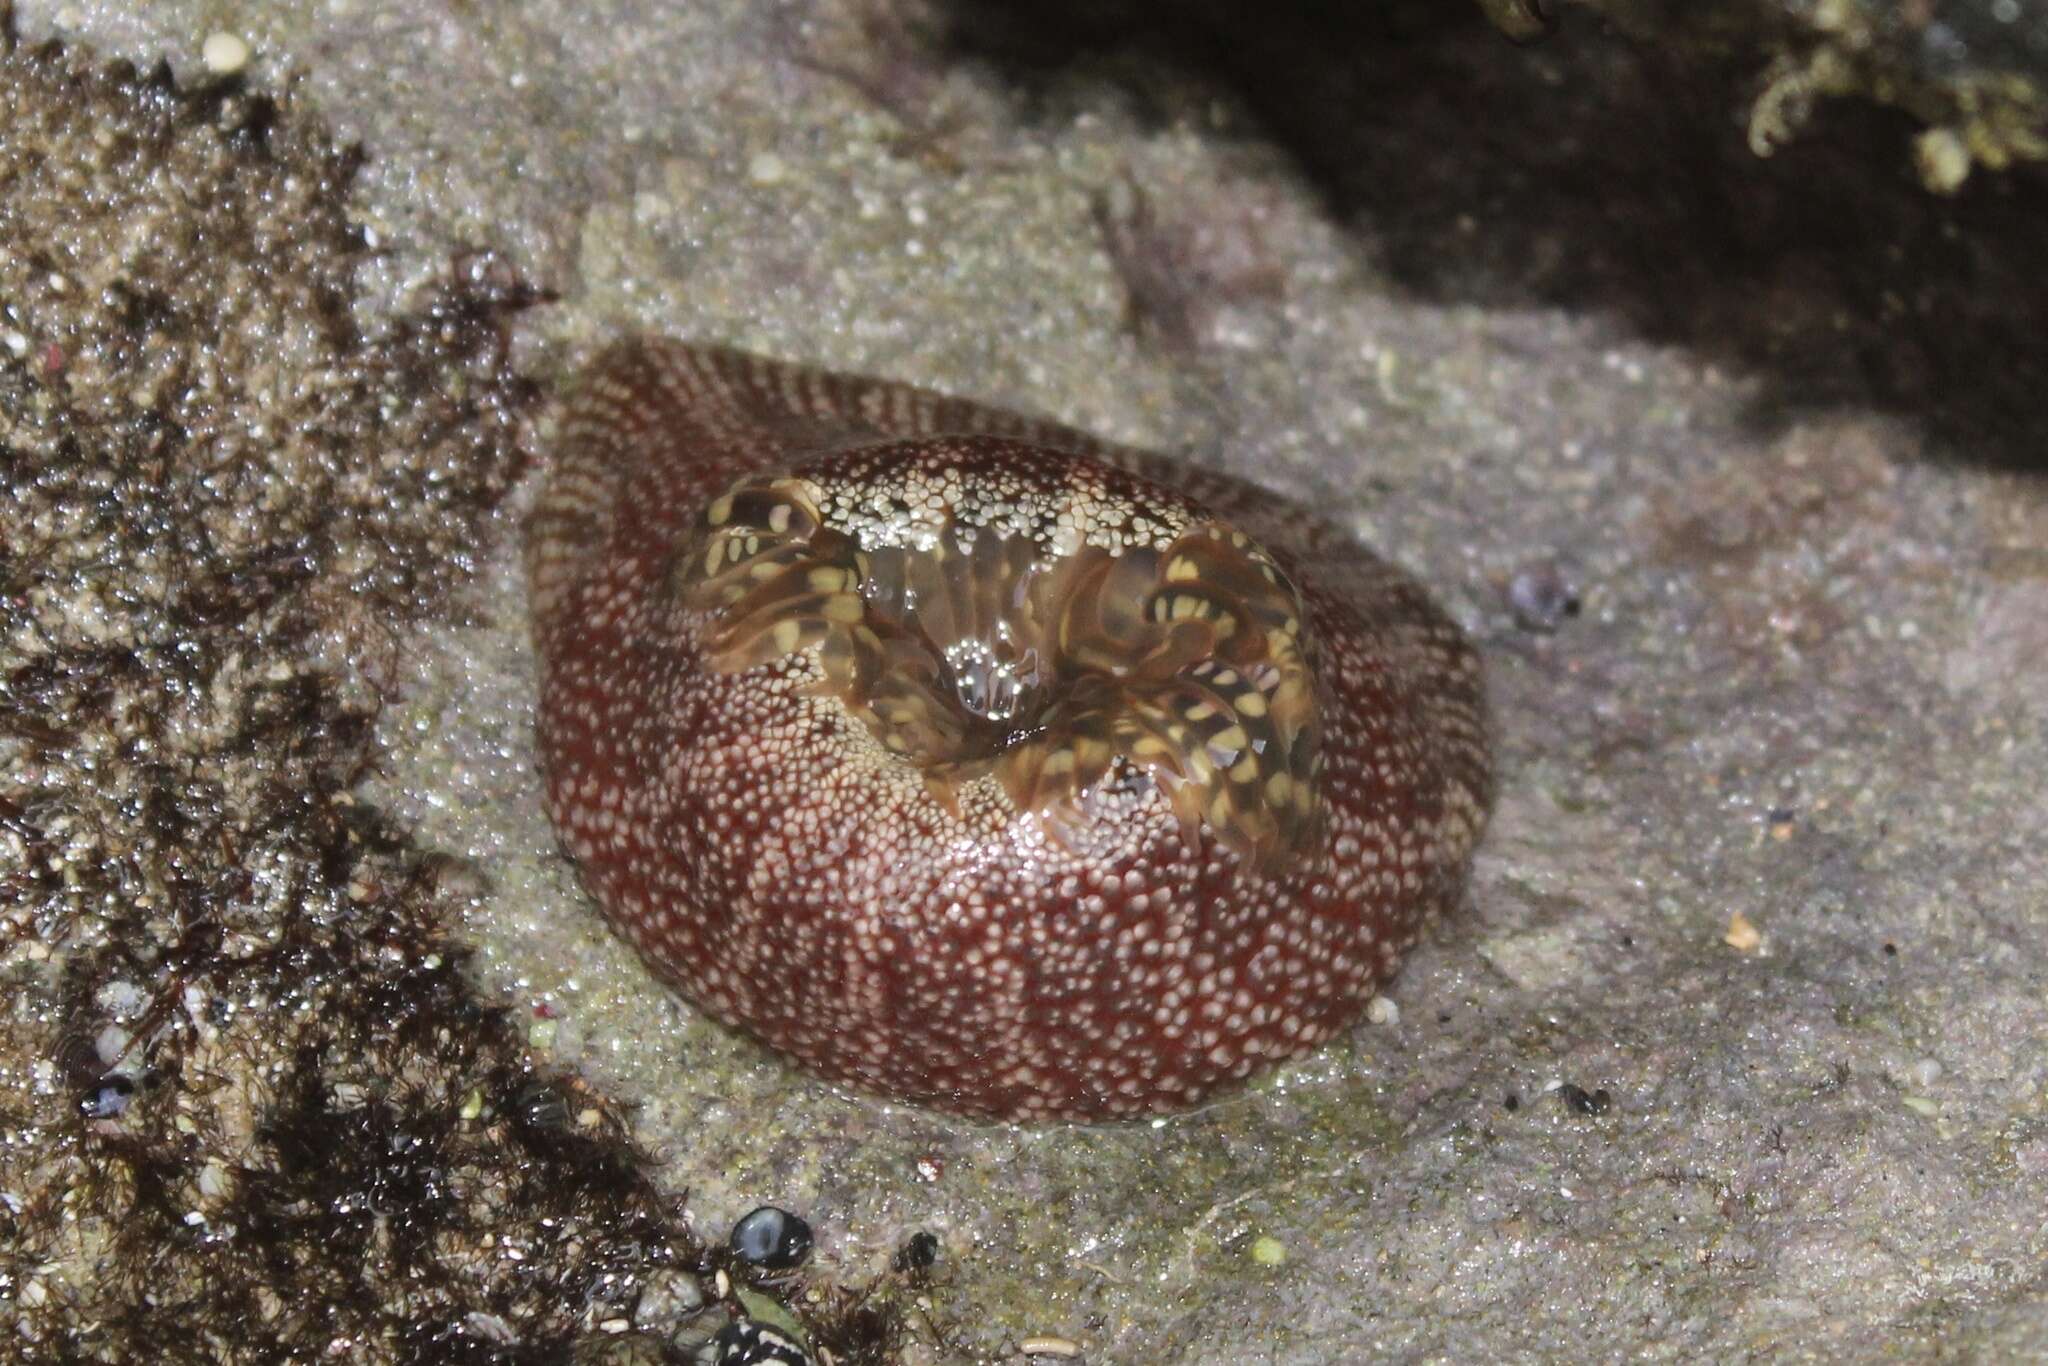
[678,438,1324,867]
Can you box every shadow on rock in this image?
[938,0,2048,469]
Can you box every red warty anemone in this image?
[528,338,1490,1122]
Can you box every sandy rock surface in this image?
[6,1,2046,1360]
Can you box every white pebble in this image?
[95,1024,132,1067]
[96,979,147,1021]
[202,32,251,75]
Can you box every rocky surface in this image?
[5,1,2045,1361]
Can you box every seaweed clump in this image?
[0,20,879,1363]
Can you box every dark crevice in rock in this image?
[938,0,2048,469]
